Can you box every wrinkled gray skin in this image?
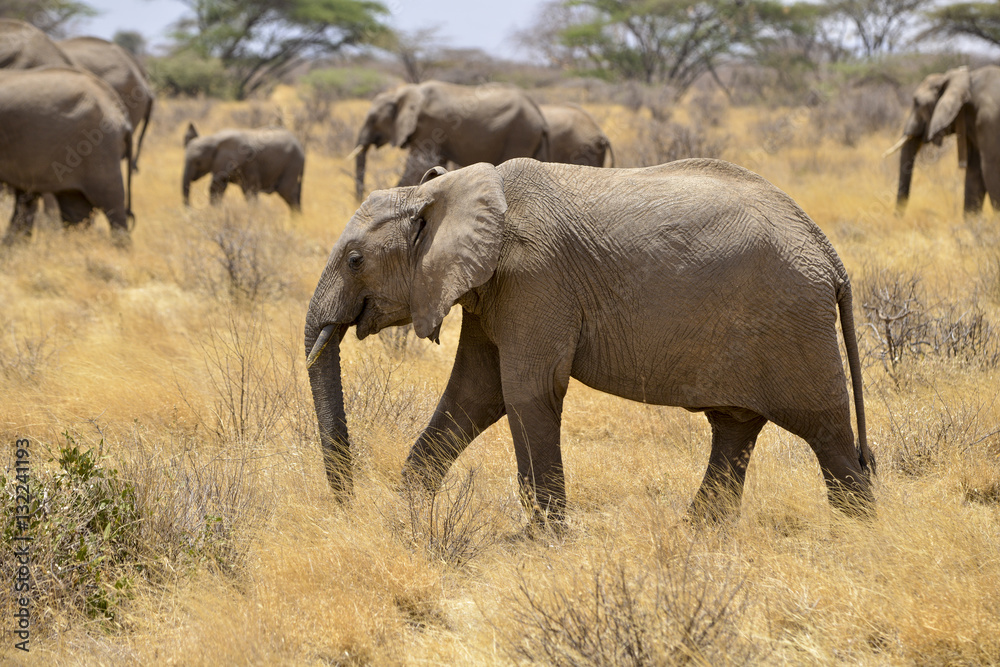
[59,36,154,173]
[891,65,1000,215]
[0,68,133,245]
[183,124,304,210]
[305,158,876,525]
[351,80,549,201]
[540,103,614,167]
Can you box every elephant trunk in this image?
[306,322,353,499]
[353,143,369,202]
[896,135,923,213]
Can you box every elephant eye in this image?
[347,252,364,272]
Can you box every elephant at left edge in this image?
[182,124,305,210]
[304,158,875,526]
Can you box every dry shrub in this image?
[0,317,59,384]
[859,265,1000,373]
[502,539,759,666]
[181,205,297,303]
[623,118,728,167]
[812,81,904,147]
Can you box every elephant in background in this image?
[0,68,133,244]
[59,36,154,173]
[0,19,75,69]
[183,124,305,210]
[888,65,1000,215]
[349,80,548,201]
[540,103,614,167]
[305,158,875,525]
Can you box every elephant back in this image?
[0,19,75,70]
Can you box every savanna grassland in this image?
[2,81,1000,665]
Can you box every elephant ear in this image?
[393,86,425,148]
[408,163,507,341]
[184,123,199,147]
[928,67,971,143]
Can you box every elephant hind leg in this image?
[689,409,767,523]
[55,191,98,228]
[801,415,875,519]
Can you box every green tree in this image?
[925,2,1000,50]
[172,0,390,99]
[529,0,778,93]
[0,0,95,36]
[113,29,147,57]
[829,0,933,57]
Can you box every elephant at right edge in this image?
[888,65,1000,215]
[304,158,876,526]
[540,103,614,167]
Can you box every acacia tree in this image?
[829,0,933,57]
[522,0,778,94]
[0,0,95,35]
[172,0,390,99]
[924,2,1000,50]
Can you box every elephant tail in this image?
[132,96,153,173]
[604,137,615,168]
[125,130,135,230]
[838,281,875,477]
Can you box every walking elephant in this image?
[540,103,614,167]
[349,80,548,201]
[0,68,133,245]
[59,36,154,173]
[182,124,304,210]
[888,65,1000,215]
[305,158,876,525]
[0,19,75,69]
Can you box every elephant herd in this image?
[2,16,993,527]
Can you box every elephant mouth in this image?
[355,297,411,340]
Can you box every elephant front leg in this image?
[403,312,506,494]
[3,190,38,244]
[501,351,574,528]
[209,174,229,204]
[689,410,767,523]
[964,143,987,215]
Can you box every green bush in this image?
[147,50,235,98]
[1,433,140,624]
[299,66,393,102]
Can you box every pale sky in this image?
[80,0,548,59]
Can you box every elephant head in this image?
[305,164,506,497]
[182,123,212,205]
[350,85,425,201]
[889,67,972,212]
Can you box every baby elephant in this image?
[182,123,304,210]
[305,158,876,526]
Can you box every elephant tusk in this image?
[347,145,364,160]
[882,136,909,158]
[307,324,336,368]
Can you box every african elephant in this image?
[182,124,304,210]
[0,68,133,245]
[540,103,614,167]
[305,158,876,525]
[888,65,1000,215]
[349,80,548,201]
[0,19,75,69]
[59,36,154,173]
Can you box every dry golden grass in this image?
[1,85,999,666]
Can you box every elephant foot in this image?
[110,228,132,249]
[826,479,877,522]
